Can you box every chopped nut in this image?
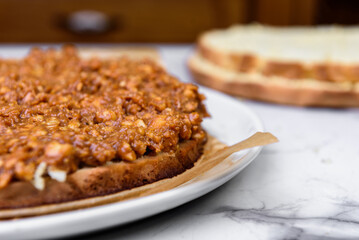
[0,87,10,94]
[189,112,201,125]
[96,110,117,122]
[45,142,73,158]
[68,119,81,129]
[121,121,132,126]
[22,92,34,104]
[15,161,35,181]
[183,89,195,98]
[76,82,83,91]
[135,119,146,128]
[184,102,198,112]
[150,116,166,128]
[48,166,67,182]
[0,171,12,189]
[117,142,136,161]
[46,117,60,128]
[32,162,47,190]
[0,46,207,189]
[32,115,44,122]
[89,129,100,137]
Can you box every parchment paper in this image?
[0,132,277,219]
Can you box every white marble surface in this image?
[1,45,358,240]
[82,45,359,240]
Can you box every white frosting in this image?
[206,25,359,63]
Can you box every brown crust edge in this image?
[0,137,206,209]
[198,35,359,83]
[188,55,359,107]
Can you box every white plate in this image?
[0,87,264,240]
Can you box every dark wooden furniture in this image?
[0,0,358,42]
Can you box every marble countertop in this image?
[2,45,358,240]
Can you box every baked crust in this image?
[0,46,209,209]
[188,54,359,107]
[0,136,206,209]
[199,35,359,83]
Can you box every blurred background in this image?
[0,0,358,43]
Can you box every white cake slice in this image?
[189,25,359,107]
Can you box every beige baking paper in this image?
[0,132,277,219]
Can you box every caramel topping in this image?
[0,46,208,188]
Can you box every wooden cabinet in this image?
[249,0,318,26]
[0,0,358,42]
[0,0,247,42]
